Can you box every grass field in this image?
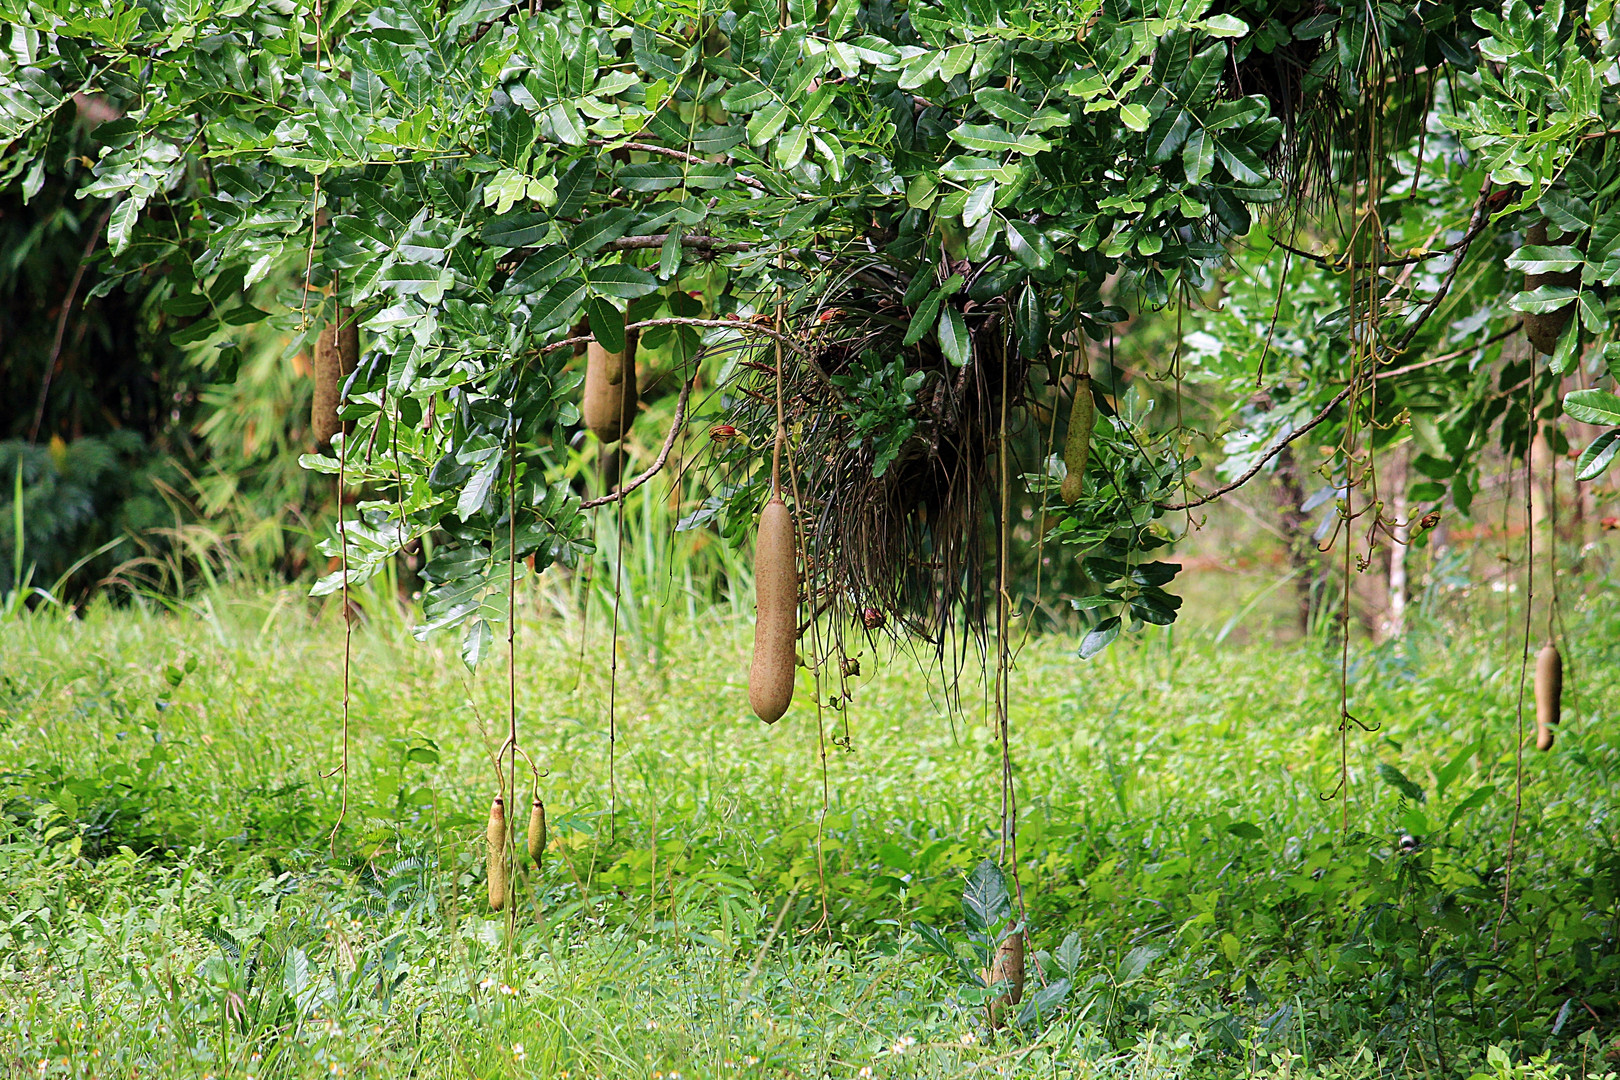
[1,573,1617,1079]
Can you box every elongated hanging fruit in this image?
[582,327,639,443]
[985,932,1025,1028]
[527,798,547,868]
[1060,372,1095,503]
[749,496,797,724]
[311,307,360,446]
[1522,220,1581,355]
[1535,642,1562,752]
[486,796,508,911]
[311,323,342,446]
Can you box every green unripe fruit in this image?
[1060,372,1095,503]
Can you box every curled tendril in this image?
[1339,709,1380,733]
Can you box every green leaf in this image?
[962,181,995,227]
[747,100,792,145]
[107,196,143,255]
[1015,284,1046,358]
[586,263,659,298]
[530,276,589,332]
[962,859,1011,934]
[633,25,691,81]
[1575,429,1620,480]
[906,173,938,210]
[552,158,596,219]
[1200,13,1248,36]
[1006,221,1053,270]
[584,295,625,352]
[616,162,686,192]
[1377,762,1427,803]
[570,208,636,255]
[913,922,956,960]
[948,123,1049,155]
[461,617,494,670]
[1226,822,1264,840]
[483,211,553,249]
[1509,285,1578,313]
[1539,191,1592,233]
[1549,315,1580,375]
[940,155,1019,183]
[170,317,222,347]
[1505,244,1584,273]
[1182,128,1213,184]
[938,306,970,366]
[457,454,501,519]
[1079,616,1121,659]
[1215,145,1268,185]
[1578,289,1605,333]
[904,289,945,347]
[828,0,860,40]
[689,125,745,154]
[1146,109,1191,164]
[903,274,962,347]
[503,246,575,294]
[976,89,1033,125]
[1118,103,1151,132]
[1565,388,1620,426]
[1117,944,1161,984]
[1446,784,1496,829]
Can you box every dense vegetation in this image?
[6,2,1620,1077]
[2,573,1618,1077]
[4,0,1619,646]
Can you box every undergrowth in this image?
[0,579,1617,1078]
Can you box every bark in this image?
[1274,444,1314,635]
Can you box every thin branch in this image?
[579,376,695,509]
[1156,383,1355,512]
[1272,199,1494,271]
[1388,190,1493,354]
[1375,323,1520,381]
[601,233,752,254]
[30,203,113,443]
[540,317,806,356]
[587,138,771,192]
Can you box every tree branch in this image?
[601,233,752,254]
[30,203,113,444]
[1272,199,1495,271]
[1375,323,1520,381]
[1156,383,1355,512]
[541,316,806,356]
[1163,190,1502,511]
[579,376,695,509]
[586,138,771,192]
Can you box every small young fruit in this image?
[749,497,797,724]
[486,796,508,911]
[1535,642,1562,752]
[1060,372,1095,503]
[527,798,547,868]
[311,308,360,447]
[984,932,1025,1028]
[582,327,639,443]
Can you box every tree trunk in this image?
[1274,445,1314,636]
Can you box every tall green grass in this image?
[0,567,1616,1078]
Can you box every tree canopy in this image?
[4,0,1619,662]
